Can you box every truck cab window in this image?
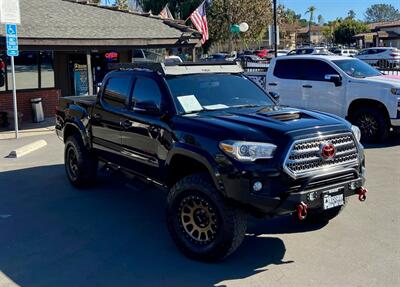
[302,60,339,81]
[132,77,162,109]
[103,76,132,109]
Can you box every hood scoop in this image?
[257,111,305,121]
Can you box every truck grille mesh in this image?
[284,133,359,178]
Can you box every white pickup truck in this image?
[266,55,400,142]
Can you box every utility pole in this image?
[273,0,278,57]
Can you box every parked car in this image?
[277,49,290,57]
[332,49,358,57]
[164,55,183,65]
[255,49,269,59]
[56,61,366,262]
[355,47,400,68]
[201,53,229,62]
[288,47,332,56]
[235,54,265,63]
[266,55,400,142]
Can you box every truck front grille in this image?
[284,133,359,178]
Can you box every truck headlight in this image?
[219,141,277,162]
[391,88,400,95]
[351,125,361,142]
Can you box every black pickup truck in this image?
[56,62,367,261]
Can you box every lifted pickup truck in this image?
[56,62,367,261]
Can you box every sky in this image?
[278,0,400,22]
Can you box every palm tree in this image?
[305,5,316,25]
[317,14,324,25]
[305,6,316,43]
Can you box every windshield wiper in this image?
[229,104,261,109]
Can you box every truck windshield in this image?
[167,74,273,114]
[333,59,382,78]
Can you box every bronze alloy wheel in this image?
[178,194,218,244]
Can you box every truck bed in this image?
[60,95,97,107]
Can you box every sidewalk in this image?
[0,118,55,140]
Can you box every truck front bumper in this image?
[390,109,400,127]
[222,165,366,216]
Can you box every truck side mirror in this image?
[96,83,102,95]
[269,92,280,103]
[325,74,342,87]
[133,101,161,115]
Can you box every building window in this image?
[7,51,39,90]
[1,51,55,91]
[40,52,55,88]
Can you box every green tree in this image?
[365,4,400,23]
[334,19,368,45]
[305,5,316,25]
[347,10,356,20]
[317,14,324,25]
[208,0,272,51]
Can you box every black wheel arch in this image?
[165,148,225,195]
[63,121,90,148]
[347,99,390,122]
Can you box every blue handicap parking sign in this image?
[5,24,19,57]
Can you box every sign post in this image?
[1,0,21,139]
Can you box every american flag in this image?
[159,4,174,20]
[189,1,209,45]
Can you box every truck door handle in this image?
[121,120,133,129]
[93,113,102,120]
[302,85,312,88]
[268,83,278,86]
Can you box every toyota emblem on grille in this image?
[320,143,336,160]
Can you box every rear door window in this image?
[102,76,133,109]
[273,59,303,79]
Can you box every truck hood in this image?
[185,106,350,142]
[363,75,400,87]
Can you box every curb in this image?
[7,140,47,158]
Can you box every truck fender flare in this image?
[63,121,90,147]
[166,146,226,194]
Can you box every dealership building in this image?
[0,0,200,122]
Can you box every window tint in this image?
[302,60,339,81]
[133,77,162,109]
[274,59,338,81]
[273,59,303,79]
[103,76,132,109]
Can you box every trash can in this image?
[31,98,44,123]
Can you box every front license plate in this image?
[323,193,344,210]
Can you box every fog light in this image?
[349,181,357,190]
[252,181,263,192]
[307,192,318,201]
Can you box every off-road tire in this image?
[166,173,247,262]
[65,134,98,188]
[352,106,389,143]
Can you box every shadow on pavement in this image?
[0,164,316,287]
[362,132,400,149]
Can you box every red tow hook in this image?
[297,202,308,220]
[357,187,368,202]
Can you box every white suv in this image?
[355,47,400,68]
[266,55,400,142]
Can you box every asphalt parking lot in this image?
[0,133,399,287]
